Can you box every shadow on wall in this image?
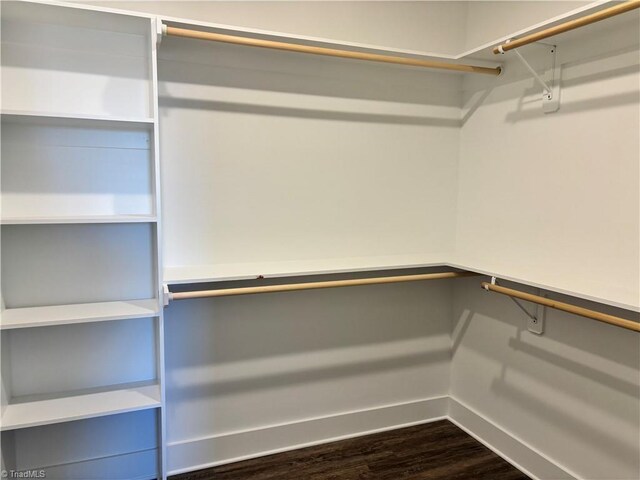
[505,45,638,122]
[158,96,462,127]
[453,278,639,367]
[165,279,452,365]
[163,279,452,386]
[451,277,640,477]
[169,348,449,400]
[157,36,463,107]
[489,379,639,468]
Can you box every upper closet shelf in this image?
[160,22,501,75]
[1,111,155,128]
[156,1,627,68]
[461,0,638,62]
[9,0,628,70]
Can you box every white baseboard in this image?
[448,397,577,480]
[167,395,449,475]
[167,396,576,479]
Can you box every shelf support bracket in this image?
[500,41,560,113]
[484,277,545,334]
[162,284,172,306]
[156,18,166,45]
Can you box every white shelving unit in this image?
[0,1,167,478]
[0,0,637,479]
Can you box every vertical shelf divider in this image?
[149,16,168,480]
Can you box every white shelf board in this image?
[1,110,154,128]
[165,257,639,313]
[0,299,160,330]
[0,382,161,431]
[449,261,640,314]
[0,215,157,225]
[8,0,620,70]
[164,254,451,284]
[157,1,618,66]
[10,0,620,76]
[460,0,629,62]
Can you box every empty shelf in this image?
[0,215,157,225]
[1,110,154,128]
[1,299,160,329]
[0,382,161,431]
[164,255,449,284]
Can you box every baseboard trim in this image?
[448,397,577,480]
[167,395,449,475]
[167,396,577,479]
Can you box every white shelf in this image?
[1,110,154,128]
[449,261,640,314]
[0,215,157,225]
[164,254,450,284]
[157,1,621,67]
[165,258,639,313]
[0,382,161,431]
[460,0,629,62]
[0,299,160,330]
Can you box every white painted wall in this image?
[79,1,469,54]
[451,277,640,479]
[463,1,592,51]
[453,6,640,480]
[164,275,453,472]
[158,35,461,271]
[456,10,640,310]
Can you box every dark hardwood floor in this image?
[170,420,530,480]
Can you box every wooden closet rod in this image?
[493,0,640,54]
[163,25,501,76]
[481,282,640,332]
[169,271,476,301]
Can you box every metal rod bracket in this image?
[529,297,546,334]
[484,277,545,334]
[511,43,560,113]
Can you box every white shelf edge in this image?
[1,110,155,126]
[0,215,158,225]
[157,0,613,64]
[10,0,614,69]
[164,259,639,313]
[159,16,461,61]
[0,299,160,330]
[163,255,451,284]
[459,0,613,60]
[0,382,161,431]
[447,262,640,314]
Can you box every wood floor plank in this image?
[170,420,530,480]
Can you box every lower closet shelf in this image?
[0,382,161,431]
[0,299,160,329]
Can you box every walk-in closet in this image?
[1,1,638,479]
